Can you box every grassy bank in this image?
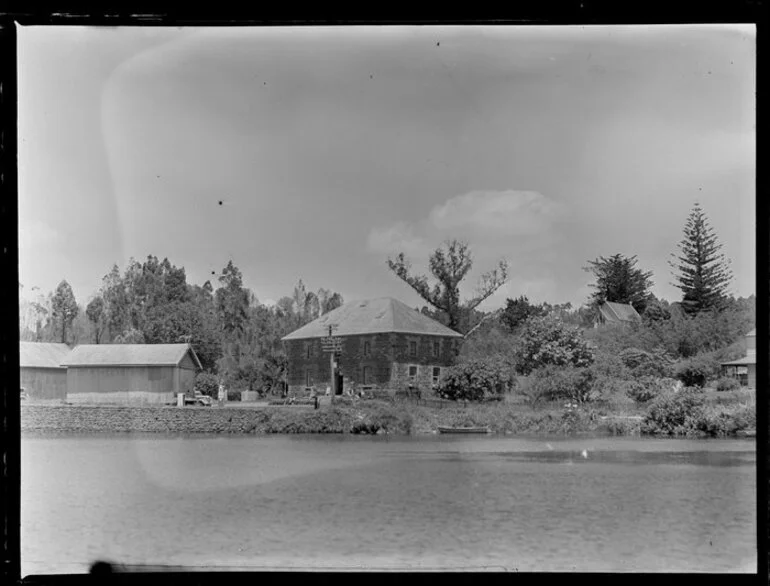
[21,394,755,437]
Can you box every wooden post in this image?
[322,324,340,398]
[330,347,336,396]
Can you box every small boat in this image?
[437,426,491,434]
[736,429,756,438]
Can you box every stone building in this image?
[19,342,71,401]
[281,297,463,397]
[61,343,202,404]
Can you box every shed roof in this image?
[19,342,71,369]
[61,344,202,369]
[598,302,642,323]
[721,355,757,366]
[282,297,463,340]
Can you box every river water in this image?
[21,434,756,574]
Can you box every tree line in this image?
[386,202,753,376]
[19,202,752,394]
[19,258,344,393]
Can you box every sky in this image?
[18,24,755,311]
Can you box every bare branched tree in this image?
[386,239,509,334]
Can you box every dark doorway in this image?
[335,372,343,395]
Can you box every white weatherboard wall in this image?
[66,366,178,405]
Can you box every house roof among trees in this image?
[597,301,642,323]
[19,342,72,369]
[282,297,464,340]
[721,355,756,366]
[61,344,202,369]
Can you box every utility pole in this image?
[329,325,335,396]
[322,324,340,396]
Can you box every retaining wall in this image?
[21,404,275,434]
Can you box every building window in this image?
[363,340,371,357]
[432,367,441,385]
[362,366,371,385]
[408,365,418,380]
[306,369,313,387]
[433,340,440,358]
[409,340,417,358]
[306,343,313,359]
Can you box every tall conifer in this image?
[669,203,733,314]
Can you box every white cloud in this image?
[367,189,567,263]
[366,189,574,309]
[366,221,428,257]
[428,190,567,236]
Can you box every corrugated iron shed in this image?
[19,342,72,369]
[61,344,202,369]
[282,297,463,340]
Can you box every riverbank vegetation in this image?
[20,203,754,439]
[21,391,755,437]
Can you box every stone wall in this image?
[21,404,275,434]
[284,332,460,396]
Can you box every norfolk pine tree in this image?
[669,203,733,314]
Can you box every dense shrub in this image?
[528,366,598,405]
[687,404,755,437]
[642,388,706,435]
[624,376,677,404]
[715,376,741,392]
[227,390,242,402]
[460,323,520,363]
[516,315,595,375]
[437,357,515,402]
[590,376,638,411]
[589,351,631,380]
[703,388,755,406]
[620,347,675,379]
[194,372,220,398]
[675,355,719,387]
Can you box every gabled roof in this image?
[282,297,463,340]
[597,302,641,323]
[61,344,202,369]
[19,342,71,369]
[721,355,757,366]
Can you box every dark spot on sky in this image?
[218,200,223,205]
[436,42,440,46]
[370,75,373,79]
[211,271,216,275]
